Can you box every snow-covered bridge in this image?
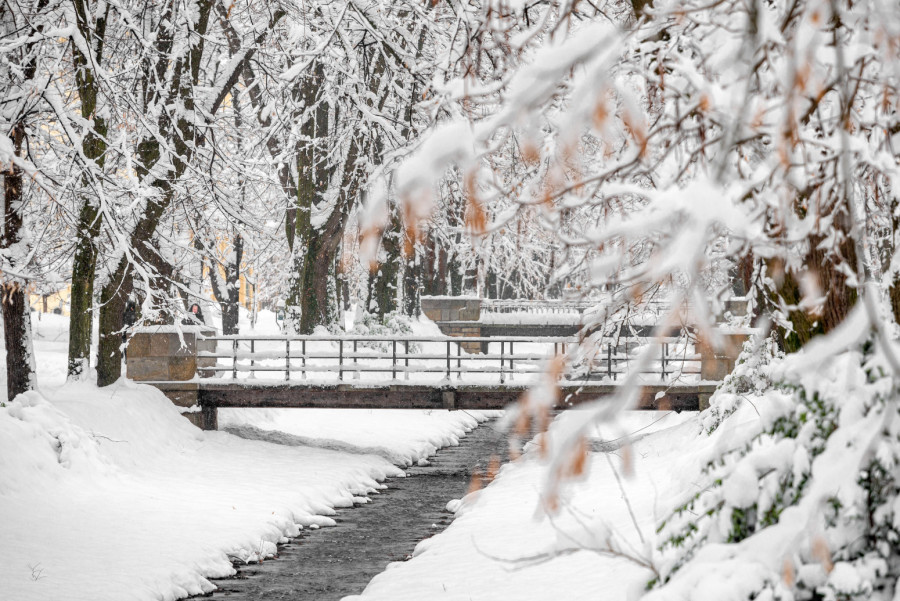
[128,329,732,430]
[421,296,673,339]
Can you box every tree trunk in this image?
[284,64,329,333]
[2,280,35,402]
[297,227,342,333]
[403,235,421,316]
[2,124,37,401]
[66,0,109,380]
[770,232,859,353]
[370,208,401,318]
[96,181,173,386]
[96,0,216,385]
[223,234,243,335]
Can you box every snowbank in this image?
[220,408,497,467]
[0,380,496,601]
[0,309,506,601]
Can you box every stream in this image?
[206,417,517,600]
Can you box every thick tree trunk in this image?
[297,227,343,333]
[2,125,37,401]
[370,209,401,318]
[771,232,858,353]
[2,281,35,402]
[97,183,172,386]
[96,271,129,387]
[66,0,109,379]
[67,212,100,377]
[284,65,329,333]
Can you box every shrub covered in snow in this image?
[341,311,422,353]
[649,341,900,600]
[702,336,784,433]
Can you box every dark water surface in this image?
[206,418,514,601]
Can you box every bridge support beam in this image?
[200,403,218,431]
[442,390,456,410]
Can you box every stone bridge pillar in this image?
[126,326,216,428]
[420,296,486,353]
[697,331,750,409]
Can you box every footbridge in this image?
[127,328,740,430]
[422,296,674,339]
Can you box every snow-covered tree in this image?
[376,0,900,597]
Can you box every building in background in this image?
[29,285,71,316]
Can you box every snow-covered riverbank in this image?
[345,410,701,601]
[1,381,492,601]
[0,313,494,601]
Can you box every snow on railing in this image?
[479,299,673,317]
[480,299,594,314]
[195,334,699,385]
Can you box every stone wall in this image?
[421,296,485,353]
[439,322,487,354]
[126,327,216,415]
[420,296,481,322]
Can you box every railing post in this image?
[404,340,409,381]
[301,339,306,379]
[509,341,514,381]
[392,339,397,380]
[446,340,451,379]
[662,342,668,379]
[500,341,505,384]
[285,340,290,381]
[456,342,461,381]
[353,339,359,380]
[607,343,613,381]
[232,338,238,380]
[250,339,255,379]
[339,339,344,381]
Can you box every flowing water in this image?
[205,418,515,600]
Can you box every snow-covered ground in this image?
[0,310,722,601]
[0,312,494,601]
[345,410,702,601]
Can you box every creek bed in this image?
[207,417,516,600]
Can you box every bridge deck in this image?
[154,380,718,430]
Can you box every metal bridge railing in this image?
[196,334,699,385]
